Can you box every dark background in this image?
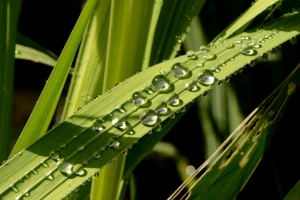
[14,0,300,199]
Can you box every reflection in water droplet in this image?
[171,63,189,78]
[112,115,132,134]
[197,69,215,86]
[155,124,162,132]
[167,93,181,106]
[32,169,39,175]
[93,150,101,158]
[57,159,73,175]
[140,109,159,126]
[180,106,186,112]
[261,53,268,61]
[240,43,255,56]
[108,137,120,149]
[93,126,104,132]
[155,102,169,115]
[186,50,198,60]
[132,92,147,106]
[258,37,265,43]
[185,81,199,92]
[151,75,171,92]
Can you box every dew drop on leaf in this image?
[197,69,215,86]
[185,81,199,92]
[171,63,189,78]
[167,93,181,106]
[155,102,169,115]
[151,75,171,92]
[132,91,148,106]
[57,159,73,176]
[108,137,120,149]
[140,109,159,126]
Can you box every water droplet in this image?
[50,151,59,160]
[180,106,186,112]
[115,156,119,160]
[140,109,159,126]
[290,36,298,45]
[264,33,272,39]
[73,133,79,138]
[203,90,209,97]
[175,36,182,44]
[155,102,169,115]
[32,169,39,175]
[171,63,189,78]
[132,92,148,106]
[81,181,86,186]
[269,47,277,54]
[23,189,30,197]
[195,60,204,67]
[235,38,242,44]
[250,39,261,48]
[77,144,85,151]
[93,150,101,158]
[122,149,128,155]
[261,53,268,61]
[10,184,19,193]
[109,160,114,165]
[151,75,171,92]
[93,172,99,178]
[148,129,152,134]
[211,65,221,73]
[258,37,265,43]
[112,115,133,134]
[202,48,216,60]
[186,50,198,60]
[272,29,278,35]
[57,159,73,175]
[41,160,49,168]
[167,93,181,106]
[241,35,251,40]
[93,126,104,132]
[60,142,66,148]
[2,160,8,165]
[197,69,215,86]
[170,113,175,119]
[222,40,234,49]
[217,80,222,85]
[155,124,162,132]
[108,137,120,148]
[238,68,243,73]
[46,173,54,181]
[74,187,80,192]
[185,81,199,92]
[74,167,86,176]
[240,43,255,56]
[248,60,255,67]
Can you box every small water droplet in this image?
[115,156,119,160]
[203,90,209,97]
[186,50,198,60]
[109,160,114,165]
[222,40,234,49]
[112,115,133,134]
[171,63,189,78]
[195,60,204,67]
[185,81,199,92]
[140,109,159,126]
[10,184,19,193]
[77,144,85,151]
[93,150,101,158]
[248,60,255,67]
[235,38,242,44]
[106,88,111,93]
[264,33,272,39]
[155,124,162,132]
[74,187,80,192]
[170,113,175,119]
[122,149,128,155]
[258,37,265,43]
[241,35,251,40]
[32,169,39,175]
[155,102,169,115]
[93,172,99,178]
[132,92,148,106]
[23,189,30,197]
[50,151,59,160]
[108,137,120,149]
[224,76,230,82]
[290,36,298,45]
[81,181,86,186]
[250,39,261,48]
[151,75,171,92]
[60,142,66,148]
[46,172,54,181]
[240,43,255,56]
[93,126,104,132]
[73,133,79,138]
[202,48,216,60]
[2,160,8,165]
[197,69,215,86]
[57,159,73,176]
[261,53,268,61]
[41,160,49,168]
[272,29,278,35]
[167,93,181,106]
[269,47,277,54]
[211,65,221,73]
[175,36,182,44]
[74,167,86,176]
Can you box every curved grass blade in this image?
[11,0,99,155]
[1,12,300,199]
[0,0,22,162]
[15,44,57,67]
[168,63,300,200]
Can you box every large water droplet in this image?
[155,102,169,115]
[171,63,189,78]
[57,159,73,176]
[167,93,181,106]
[132,92,147,106]
[185,81,199,92]
[112,115,133,134]
[140,109,159,126]
[186,50,198,60]
[240,43,255,56]
[93,150,101,158]
[151,75,171,92]
[108,137,120,148]
[197,69,215,86]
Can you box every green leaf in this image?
[11,0,99,155]
[284,179,300,200]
